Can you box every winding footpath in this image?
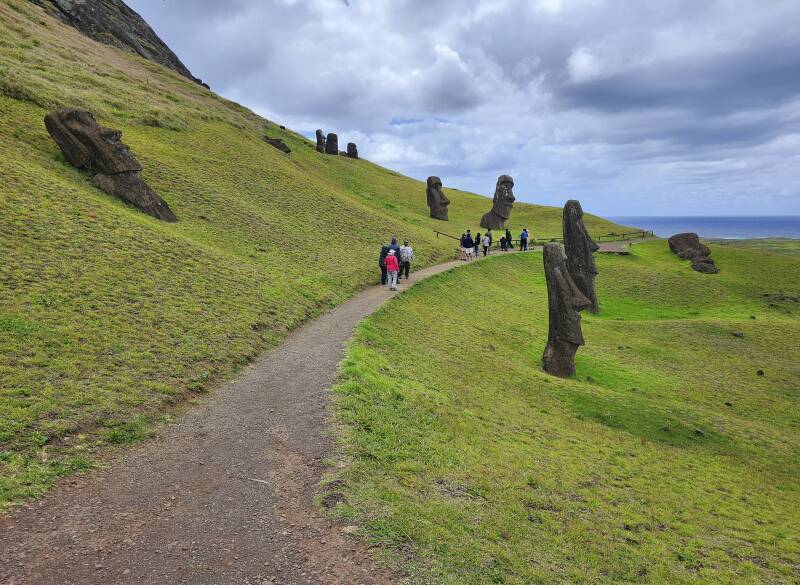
[0,242,633,585]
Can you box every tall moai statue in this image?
[542,243,591,377]
[315,129,326,153]
[325,133,339,155]
[480,175,515,230]
[563,200,599,313]
[426,176,450,221]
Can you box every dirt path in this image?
[0,256,476,585]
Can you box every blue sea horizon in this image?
[608,216,800,240]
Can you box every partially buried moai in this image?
[480,175,515,230]
[44,109,177,221]
[426,176,450,221]
[325,132,338,155]
[542,243,591,377]
[347,142,358,159]
[315,129,326,153]
[563,199,599,313]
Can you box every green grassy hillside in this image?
[329,241,800,584]
[0,1,635,507]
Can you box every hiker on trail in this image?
[474,232,481,257]
[459,233,468,260]
[486,228,493,249]
[505,228,512,251]
[520,227,529,251]
[500,235,507,251]
[389,236,401,258]
[463,230,474,261]
[379,243,390,285]
[384,249,400,291]
[482,233,491,256]
[399,240,414,279]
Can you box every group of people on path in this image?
[379,237,414,291]
[460,227,533,260]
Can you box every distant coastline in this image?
[608,216,800,239]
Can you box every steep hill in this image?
[0,0,635,507]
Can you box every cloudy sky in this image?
[128,0,800,216]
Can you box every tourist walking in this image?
[486,228,493,248]
[474,232,482,257]
[463,230,474,261]
[379,242,390,285]
[482,233,491,256]
[499,235,507,251]
[459,233,468,260]
[385,249,400,290]
[505,228,512,251]
[389,236,401,258]
[519,227,529,251]
[399,240,414,279]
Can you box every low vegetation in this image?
[329,241,800,584]
[0,0,634,508]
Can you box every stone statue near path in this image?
[426,176,450,221]
[542,243,591,377]
[325,132,339,155]
[668,233,719,273]
[347,142,359,159]
[315,129,326,153]
[44,109,177,222]
[563,200,599,313]
[480,175,515,230]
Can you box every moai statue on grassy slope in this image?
[325,133,339,155]
[563,200,599,313]
[480,175,515,230]
[542,243,591,378]
[315,129,326,153]
[426,176,450,221]
[44,109,177,222]
[347,142,359,159]
[668,233,719,274]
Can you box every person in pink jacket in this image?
[384,249,400,291]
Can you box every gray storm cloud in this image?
[127,0,800,215]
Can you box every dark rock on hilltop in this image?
[45,109,177,221]
[347,143,358,159]
[264,136,291,154]
[668,232,719,273]
[29,0,206,86]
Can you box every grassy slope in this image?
[707,238,800,256]
[0,0,634,508]
[330,241,800,584]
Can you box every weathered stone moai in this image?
[668,233,719,273]
[44,109,177,222]
[315,129,326,153]
[480,175,515,230]
[325,133,339,155]
[347,142,358,159]
[264,136,291,154]
[542,243,591,377]
[426,176,450,221]
[563,200,599,313]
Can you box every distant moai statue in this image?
[542,243,591,377]
[480,175,515,230]
[426,176,450,221]
[315,129,326,153]
[563,200,599,313]
[347,143,359,159]
[325,133,339,155]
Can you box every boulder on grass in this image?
[668,232,719,273]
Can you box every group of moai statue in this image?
[316,129,358,159]
[425,174,516,227]
[542,200,599,378]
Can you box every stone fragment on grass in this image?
[264,136,291,154]
[668,232,719,273]
[45,109,177,221]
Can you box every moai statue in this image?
[563,200,599,313]
[347,142,358,159]
[325,132,339,155]
[315,129,326,153]
[44,109,177,221]
[542,243,591,377]
[668,233,719,273]
[426,176,450,221]
[480,175,515,229]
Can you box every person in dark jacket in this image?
[463,230,474,261]
[474,232,481,256]
[389,236,401,258]
[379,243,390,285]
[505,228,513,251]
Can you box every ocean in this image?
[608,216,800,240]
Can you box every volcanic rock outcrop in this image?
[425,176,450,221]
[542,243,591,378]
[29,0,205,86]
[315,129,326,153]
[563,200,600,313]
[480,175,515,230]
[45,109,177,222]
[264,136,291,154]
[668,233,719,273]
[347,143,358,159]
[325,133,339,155]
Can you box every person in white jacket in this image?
[399,240,414,279]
